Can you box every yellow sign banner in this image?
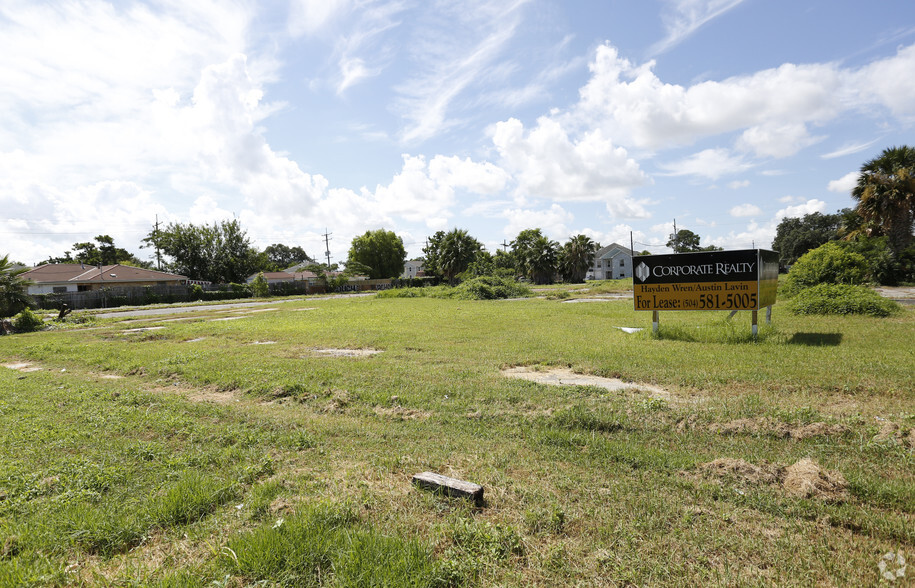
[634,280,759,311]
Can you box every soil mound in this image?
[782,458,848,501]
[693,457,848,502]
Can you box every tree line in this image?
[772,146,915,284]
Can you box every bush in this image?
[12,308,44,333]
[188,284,204,301]
[784,242,869,296]
[250,273,269,298]
[788,283,901,317]
[451,276,532,300]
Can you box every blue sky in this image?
[2,0,915,266]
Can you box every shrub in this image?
[250,273,269,298]
[784,242,868,296]
[451,276,532,300]
[788,283,901,317]
[12,308,44,333]
[188,284,204,301]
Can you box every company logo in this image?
[635,262,649,282]
[879,551,906,582]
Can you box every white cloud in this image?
[736,122,820,158]
[573,42,915,158]
[821,139,879,160]
[729,203,761,217]
[288,0,352,37]
[396,0,531,143]
[851,43,915,119]
[728,180,750,189]
[491,117,649,216]
[501,204,573,240]
[428,156,510,194]
[650,0,747,56]
[577,44,842,151]
[827,172,858,194]
[775,199,826,220]
[658,148,752,180]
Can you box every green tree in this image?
[511,229,558,284]
[772,210,850,267]
[263,244,311,271]
[1,254,33,318]
[347,229,406,279]
[666,229,701,252]
[46,235,149,268]
[851,146,915,260]
[144,220,260,283]
[421,231,447,279]
[438,229,483,285]
[558,235,596,283]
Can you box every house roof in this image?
[594,243,633,260]
[21,264,187,284]
[247,271,318,281]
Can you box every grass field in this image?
[1,283,913,586]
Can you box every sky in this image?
[2,0,915,267]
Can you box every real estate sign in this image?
[633,249,778,312]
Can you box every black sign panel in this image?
[632,249,778,312]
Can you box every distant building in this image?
[19,264,187,295]
[245,270,320,285]
[401,259,424,279]
[589,243,633,280]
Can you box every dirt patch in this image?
[122,326,165,333]
[699,458,782,485]
[871,421,911,445]
[706,418,848,440]
[502,366,670,399]
[2,362,42,372]
[374,405,432,420]
[184,388,238,404]
[324,389,351,412]
[249,341,277,345]
[291,308,318,312]
[312,348,382,357]
[692,457,848,502]
[782,458,849,501]
[210,316,251,321]
[184,337,207,343]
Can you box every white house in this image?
[589,243,633,280]
[19,264,188,295]
[400,259,424,279]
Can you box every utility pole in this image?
[154,214,162,270]
[671,219,678,252]
[501,240,510,251]
[322,229,332,268]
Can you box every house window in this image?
[53,286,67,293]
[620,258,625,267]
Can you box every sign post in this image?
[632,249,778,336]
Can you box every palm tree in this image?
[439,229,482,285]
[851,146,915,259]
[559,235,596,283]
[527,235,559,285]
[0,255,33,318]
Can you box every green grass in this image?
[0,292,912,586]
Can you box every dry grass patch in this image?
[706,418,848,440]
[374,406,432,420]
[2,361,42,372]
[501,366,673,401]
[311,348,383,357]
[692,457,849,502]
